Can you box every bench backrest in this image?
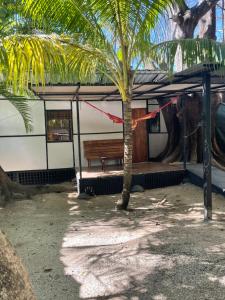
[83,139,124,159]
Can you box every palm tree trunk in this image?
[116,93,133,210]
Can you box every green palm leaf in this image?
[151,38,225,73]
[1,34,68,93]
[0,84,33,132]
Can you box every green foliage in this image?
[21,0,225,100]
[152,38,225,73]
[22,0,185,96]
[0,83,33,132]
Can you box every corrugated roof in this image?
[32,64,225,101]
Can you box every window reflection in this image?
[46,110,72,142]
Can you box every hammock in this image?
[83,100,124,124]
[83,97,177,129]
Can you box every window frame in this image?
[147,111,161,134]
[46,109,73,143]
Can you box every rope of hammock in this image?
[83,97,177,129]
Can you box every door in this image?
[132,108,148,163]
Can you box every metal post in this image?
[202,72,212,221]
[223,0,225,42]
[182,97,187,171]
[75,83,82,179]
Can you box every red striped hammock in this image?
[83,97,177,130]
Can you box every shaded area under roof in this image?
[32,63,225,101]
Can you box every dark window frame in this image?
[147,110,160,133]
[46,109,73,143]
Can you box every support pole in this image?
[182,97,187,171]
[202,72,212,221]
[76,83,82,180]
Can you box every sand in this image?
[1,183,225,300]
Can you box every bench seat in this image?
[83,139,124,170]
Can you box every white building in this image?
[0,71,169,185]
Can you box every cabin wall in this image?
[73,101,123,167]
[0,97,168,177]
[0,99,46,171]
[148,100,168,158]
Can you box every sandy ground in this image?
[1,183,225,300]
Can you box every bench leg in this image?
[101,159,106,172]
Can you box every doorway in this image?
[132,108,148,163]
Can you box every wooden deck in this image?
[81,162,184,179]
[78,162,185,195]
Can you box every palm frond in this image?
[22,0,182,68]
[151,38,225,74]
[0,84,33,132]
[0,34,68,92]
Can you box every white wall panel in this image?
[48,142,73,169]
[0,137,46,171]
[74,132,123,167]
[45,101,71,110]
[131,100,146,109]
[148,104,167,133]
[72,101,123,134]
[149,134,168,158]
[160,111,167,132]
[0,100,45,135]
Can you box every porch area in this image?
[78,162,185,195]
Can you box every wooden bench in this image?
[83,139,124,170]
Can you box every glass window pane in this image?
[147,112,160,133]
[46,110,72,142]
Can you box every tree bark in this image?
[199,4,216,39]
[116,91,133,210]
[0,230,36,299]
[171,0,219,39]
[158,1,221,165]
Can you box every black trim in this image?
[146,99,150,161]
[79,170,184,195]
[45,109,73,142]
[76,84,83,179]
[0,98,43,101]
[0,134,45,138]
[70,100,76,169]
[7,168,75,185]
[44,101,49,169]
[47,140,73,143]
[73,131,123,135]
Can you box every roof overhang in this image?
[32,64,225,101]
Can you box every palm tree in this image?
[0,33,68,206]
[5,0,225,209]
[0,0,67,131]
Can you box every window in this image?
[46,110,72,142]
[147,112,160,133]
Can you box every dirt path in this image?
[1,183,225,300]
[0,189,80,300]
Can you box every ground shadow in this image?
[60,183,225,300]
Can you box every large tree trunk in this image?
[0,230,36,299]
[158,1,222,165]
[199,4,216,39]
